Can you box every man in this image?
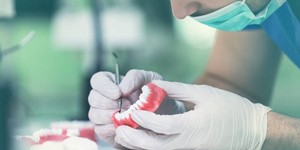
[88,0,300,149]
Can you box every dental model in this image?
[17,128,98,150]
[112,83,166,128]
[51,121,96,142]
[18,128,82,145]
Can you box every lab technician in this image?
[88,0,300,149]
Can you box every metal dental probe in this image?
[113,52,122,113]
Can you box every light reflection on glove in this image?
[115,80,271,150]
[88,70,185,147]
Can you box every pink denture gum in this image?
[17,129,98,150]
[18,129,73,146]
[51,121,96,142]
[112,83,166,128]
[18,122,96,146]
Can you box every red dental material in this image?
[112,83,166,128]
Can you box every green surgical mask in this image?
[192,0,286,31]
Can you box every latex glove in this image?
[115,80,271,150]
[88,70,185,146]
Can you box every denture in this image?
[17,128,84,145]
[112,83,166,128]
[17,128,98,150]
[51,121,96,142]
[18,129,71,145]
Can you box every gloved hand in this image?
[115,80,271,150]
[88,70,185,146]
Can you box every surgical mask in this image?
[192,0,287,31]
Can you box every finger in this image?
[115,126,177,150]
[152,80,208,104]
[112,142,130,150]
[100,136,115,147]
[90,72,121,100]
[119,70,162,96]
[88,90,131,109]
[94,124,115,143]
[88,108,121,124]
[126,89,141,104]
[115,126,145,150]
[131,110,184,135]
[94,125,126,149]
[115,131,138,150]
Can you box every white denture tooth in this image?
[53,129,57,134]
[141,85,150,92]
[143,88,150,95]
[129,104,136,111]
[58,129,63,134]
[120,113,125,120]
[44,129,49,135]
[136,100,144,107]
[139,97,147,103]
[47,130,52,136]
[140,94,147,100]
[133,103,140,110]
[141,86,148,92]
[32,136,39,143]
[142,86,151,95]
[139,93,148,101]
[139,90,150,101]
[33,129,43,138]
[52,129,56,134]
[124,111,130,119]
[46,130,51,136]
[67,128,80,136]
[128,105,135,111]
[31,135,37,142]
[138,94,146,102]
[128,105,134,110]
[115,113,121,121]
[131,104,137,110]
[128,108,133,114]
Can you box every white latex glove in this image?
[88,70,185,146]
[115,80,271,150]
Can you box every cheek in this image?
[187,0,238,16]
[205,0,237,9]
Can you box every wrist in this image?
[263,111,300,149]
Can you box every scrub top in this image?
[261,1,300,68]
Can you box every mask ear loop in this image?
[238,0,246,6]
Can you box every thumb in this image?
[131,110,184,135]
[119,70,162,96]
[152,80,202,105]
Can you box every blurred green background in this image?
[0,0,299,143]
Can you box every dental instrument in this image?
[113,52,122,113]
